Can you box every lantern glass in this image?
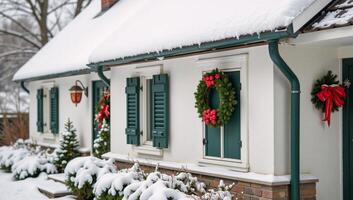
[69,85,84,106]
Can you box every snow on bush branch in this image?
[64,156,117,200]
[65,157,240,200]
[0,139,57,180]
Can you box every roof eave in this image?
[88,25,297,69]
[13,68,91,83]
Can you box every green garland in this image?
[311,70,340,112]
[194,69,237,127]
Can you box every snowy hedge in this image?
[64,157,240,200]
[12,153,57,180]
[0,139,57,180]
[64,156,117,200]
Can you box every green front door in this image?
[343,58,353,200]
[92,81,108,145]
[204,70,241,159]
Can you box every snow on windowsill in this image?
[103,152,318,186]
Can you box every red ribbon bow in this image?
[316,85,346,126]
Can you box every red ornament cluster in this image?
[203,73,221,88]
[316,85,346,126]
[202,109,217,125]
[95,91,110,129]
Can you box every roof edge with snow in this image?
[88,27,296,69]
[14,0,333,82]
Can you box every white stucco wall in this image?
[24,41,348,199]
[28,72,110,150]
[109,43,348,199]
[276,44,341,200]
[110,46,277,174]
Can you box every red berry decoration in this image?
[194,69,237,127]
[95,90,110,128]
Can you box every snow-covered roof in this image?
[310,0,353,30]
[14,0,146,81]
[15,0,318,81]
[89,0,316,63]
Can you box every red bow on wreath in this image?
[316,85,346,126]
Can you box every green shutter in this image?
[36,89,44,133]
[50,87,59,134]
[151,74,169,149]
[125,77,140,145]
[205,87,221,157]
[224,71,241,159]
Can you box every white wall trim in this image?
[103,152,318,186]
[291,26,353,46]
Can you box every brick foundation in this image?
[115,161,317,200]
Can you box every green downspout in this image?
[20,81,30,94]
[268,40,300,200]
[97,65,110,87]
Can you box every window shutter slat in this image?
[36,89,44,133]
[125,77,140,145]
[50,87,59,134]
[152,74,169,149]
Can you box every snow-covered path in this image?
[0,171,74,200]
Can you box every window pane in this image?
[147,79,152,141]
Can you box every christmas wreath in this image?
[95,90,110,129]
[194,69,237,127]
[311,71,346,126]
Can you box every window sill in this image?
[42,133,57,140]
[198,157,249,172]
[133,145,163,157]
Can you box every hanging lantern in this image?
[69,80,88,106]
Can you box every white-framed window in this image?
[42,87,51,133]
[140,75,153,145]
[197,53,249,171]
[37,81,59,136]
[131,64,164,156]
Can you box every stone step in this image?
[37,179,72,199]
[48,173,66,184]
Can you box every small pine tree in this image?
[93,120,110,158]
[54,119,80,172]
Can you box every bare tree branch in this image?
[0,12,42,44]
[0,49,37,59]
[0,29,41,49]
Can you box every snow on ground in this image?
[0,171,74,200]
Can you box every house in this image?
[13,0,353,199]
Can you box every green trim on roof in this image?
[16,25,296,82]
[14,68,91,82]
[88,25,296,69]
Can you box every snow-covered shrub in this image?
[93,120,110,159]
[54,119,80,172]
[94,163,146,200]
[0,148,31,171]
[93,163,205,200]
[64,156,117,200]
[0,147,30,172]
[123,171,204,200]
[201,180,235,200]
[11,152,57,180]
